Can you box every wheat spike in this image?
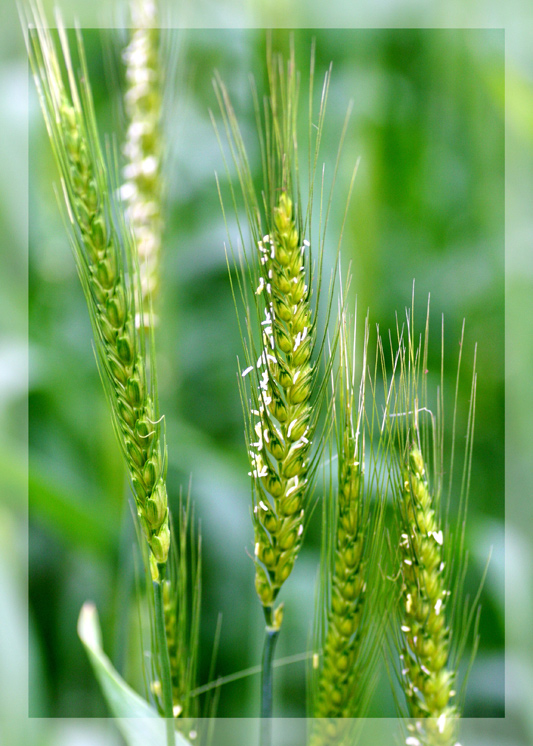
[213,39,329,618]
[122,0,164,321]
[386,300,481,746]
[26,6,170,563]
[161,500,201,720]
[249,190,315,609]
[309,314,389,746]
[398,444,457,746]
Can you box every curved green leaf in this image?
[78,603,191,746]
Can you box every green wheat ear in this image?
[213,37,332,624]
[162,498,202,721]
[398,443,457,746]
[246,188,316,612]
[25,4,169,564]
[385,297,484,746]
[213,36,359,737]
[213,31,357,624]
[122,0,164,322]
[309,311,390,746]
[122,1,207,729]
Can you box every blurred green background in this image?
[1,1,532,745]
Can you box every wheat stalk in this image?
[122,0,195,725]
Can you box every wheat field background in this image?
[0,0,531,745]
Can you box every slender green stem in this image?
[190,650,312,697]
[153,572,175,746]
[260,618,281,746]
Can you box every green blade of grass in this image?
[78,602,191,746]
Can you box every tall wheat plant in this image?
[213,37,373,741]
[23,5,200,745]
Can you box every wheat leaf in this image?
[78,603,191,746]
